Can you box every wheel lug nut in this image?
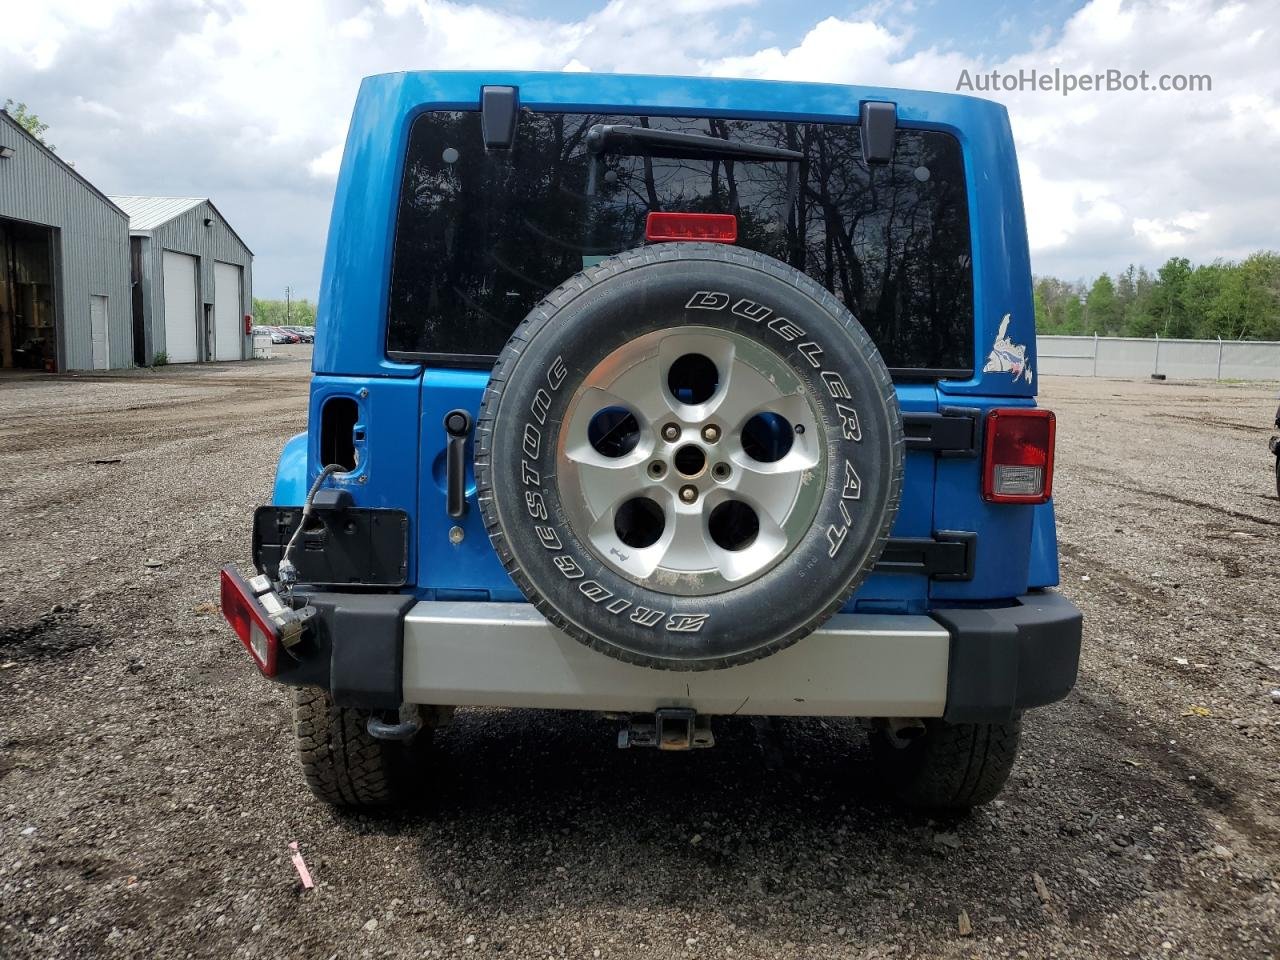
[661,423,680,442]
[679,485,698,504]
[701,424,720,443]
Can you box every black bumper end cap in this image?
[933,590,1082,725]
[277,591,416,711]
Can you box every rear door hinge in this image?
[480,85,519,150]
[859,101,897,164]
[902,406,980,458]
[876,531,976,581]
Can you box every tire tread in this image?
[871,716,1022,812]
[293,686,427,809]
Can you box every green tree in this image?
[1085,274,1119,334]
[1207,266,1250,339]
[1116,264,1137,327]
[253,297,317,327]
[1032,276,1087,333]
[3,99,53,150]
[1121,265,1158,336]
[1033,284,1048,330]
[1211,252,1280,340]
[1036,251,1279,341]
[1064,295,1085,334]
[1150,257,1194,337]
[1184,262,1226,338]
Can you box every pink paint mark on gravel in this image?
[289,841,314,890]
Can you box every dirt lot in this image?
[1,357,1277,960]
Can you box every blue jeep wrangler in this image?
[221,71,1082,812]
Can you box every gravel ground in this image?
[1,356,1277,960]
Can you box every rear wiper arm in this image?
[585,124,803,162]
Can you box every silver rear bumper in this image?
[402,601,950,717]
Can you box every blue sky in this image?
[3,0,1273,302]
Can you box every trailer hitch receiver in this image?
[617,708,715,751]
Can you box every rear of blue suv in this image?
[221,71,1081,812]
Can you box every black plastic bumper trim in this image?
[273,591,417,710]
[932,590,1082,724]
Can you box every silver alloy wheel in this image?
[557,325,827,596]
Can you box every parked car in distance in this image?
[282,326,315,343]
[221,71,1082,815]
[251,326,290,344]
[265,326,299,344]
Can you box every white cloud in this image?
[308,144,344,180]
[708,17,906,80]
[337,12,376,39]
[71,96,124,121]
[1134,211,1211,248]
[0,0,1274,296]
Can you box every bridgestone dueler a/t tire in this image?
[475,243,903,671]
[293,687,429,809]
[870,717,1022,812]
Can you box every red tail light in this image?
[220,566,282,676]
[982,408,1055,503]
[645,212,737,244]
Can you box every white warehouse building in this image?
[110,196,254,365]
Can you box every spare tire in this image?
[475,243,902,671]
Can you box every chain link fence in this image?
[1037,335,1280,381]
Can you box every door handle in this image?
[443,409,471,519]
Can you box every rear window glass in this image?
[387,111,973,375]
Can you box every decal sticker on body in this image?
[983,314,1033,384]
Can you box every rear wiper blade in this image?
[585,124,803,162]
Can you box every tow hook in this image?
[367,705,423,742]
[617,708,715,751]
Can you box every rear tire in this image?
[293,687,431,809]
[869,716,1021,812]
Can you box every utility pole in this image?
[285,286,292,326]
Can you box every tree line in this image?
[1035,252,1280,340]
[253,297,316,327]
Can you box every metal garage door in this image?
[213,261,243,361]
[89,295,109,369]
[162,250,199,363]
